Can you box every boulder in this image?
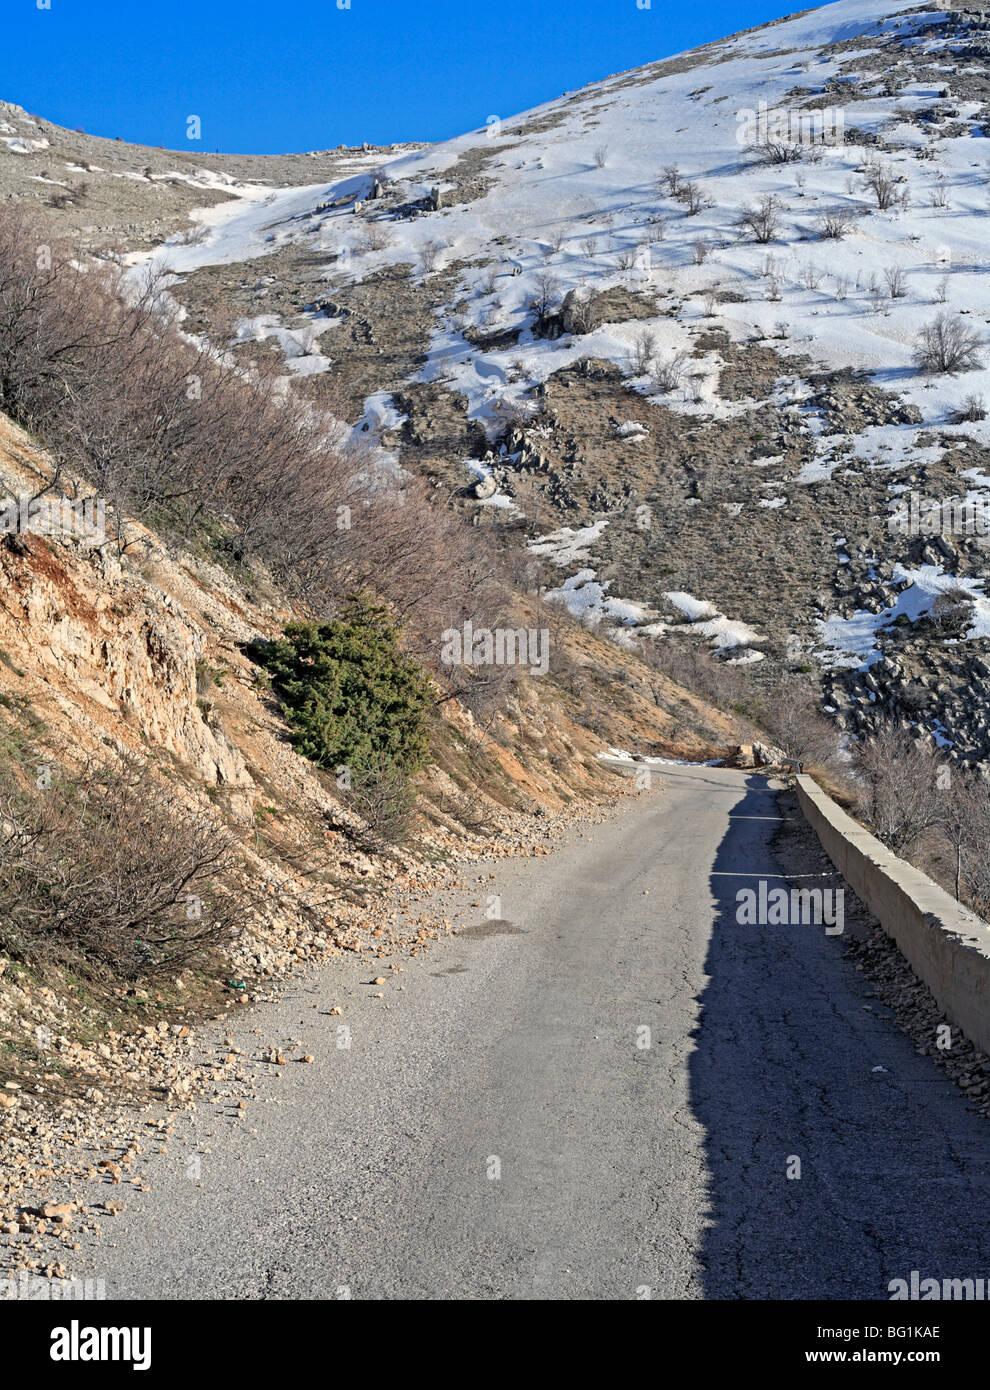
[474,472,498,500]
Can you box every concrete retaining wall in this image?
[795,774,990,1056]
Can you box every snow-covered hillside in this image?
[121,0,990,767]
[138,0,990,423]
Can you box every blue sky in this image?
[2,0,791,154]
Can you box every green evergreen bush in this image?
[251,594,432,781]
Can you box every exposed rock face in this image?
[0,529,251,792]
[560,288,601,338]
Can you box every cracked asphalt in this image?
[63,765,990,1300]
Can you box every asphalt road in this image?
[64,765,990,1300]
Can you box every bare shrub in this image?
[930,587,974,633]
[0,754,241,979]
[645,639,756,723]
[364,224,393,251]
[420,239,443,273]
[883,265,907,299]
[737,194,783,243]
[862,161,898,210]
[593,145,608,169]
[652,350,689,394]
[855,724,940,853]
[817,208,854,239]
[560,289,600,336]
[679,181,710,216]
[950,392,987,423]
[868,274,887,314]
[760,675,843,772]
[630,328,657,376]
[658,164,684,198]
[692,238,711,264]
[0,205,506,651]
[914,313,984,374]
[341,762,418,844]
[747,137,803,165]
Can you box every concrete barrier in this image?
[795,774,990,1056]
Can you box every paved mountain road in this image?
[64,766,990,1300]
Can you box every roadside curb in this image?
[795,774,990,1055]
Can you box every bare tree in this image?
[883,265,907,299]
[679,181,711,216]
[862,161,899,210]
[630,328,658,376]
[936,766,990,902]
[855,725,941,853]
[953,780,990,917]
[915,314,984,374]
[531,270,560,332]
[760,675,842,771]
[658,164,684,198]
[737,194,782,243]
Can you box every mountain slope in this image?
[44,0,982,768]
[5,2,990,760]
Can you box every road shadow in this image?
[689,775,990,1299]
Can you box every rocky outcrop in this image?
[0,537,251,791]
